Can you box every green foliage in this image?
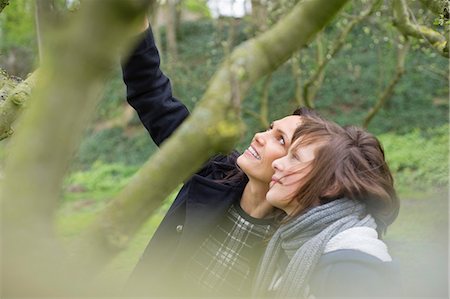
[64,161,139,201]
[94,69,127,121]
[0,0,37,76]
[379,124,449,193]
[74,127,157,170]
[0,0,35,48]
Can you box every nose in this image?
[272,157,284,172]
[254,131,266,146]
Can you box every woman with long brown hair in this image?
[253,117,401,298]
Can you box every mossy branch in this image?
[0,72,37,141]
[393,0,448,58]
[75,0,351,276]
[304,32,325,108]
[363,39,410,128]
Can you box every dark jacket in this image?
[310,249,402,297]
[121,28,248,296]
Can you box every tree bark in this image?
[74,0,351,276]
[0,72,37,140]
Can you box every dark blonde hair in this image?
[287,117,399,235]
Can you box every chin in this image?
[236,154,246,169]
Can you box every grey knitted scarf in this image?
[253,198,377,298]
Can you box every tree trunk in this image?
[363,38,410,128]
[166,0,178,61]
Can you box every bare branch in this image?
[363,38,410,128]
[303,0,381,107]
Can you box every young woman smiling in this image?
[253,118,401,298]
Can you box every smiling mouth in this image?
[246,145,261,160]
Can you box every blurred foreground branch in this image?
[1,0,152,296]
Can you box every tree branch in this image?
[0,0,9,13]
[0,72,37,140]
[363,38,410,128]
[303,0,381,107]
[304,32,325,108]
[393,0,448,58]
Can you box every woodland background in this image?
[0,0,448,297]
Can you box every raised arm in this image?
[121,22,189,146]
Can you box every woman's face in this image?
[236,115,302,184]
[265,140,320,214]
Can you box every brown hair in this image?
[287,118,399,235]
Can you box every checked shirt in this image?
[183,202,275,296]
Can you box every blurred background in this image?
[0,0,448,297]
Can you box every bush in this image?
[379,124,449,194]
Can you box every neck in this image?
[239,179,274,218]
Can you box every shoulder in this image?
[311,249,401,296]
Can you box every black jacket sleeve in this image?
[121,27,189,146]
